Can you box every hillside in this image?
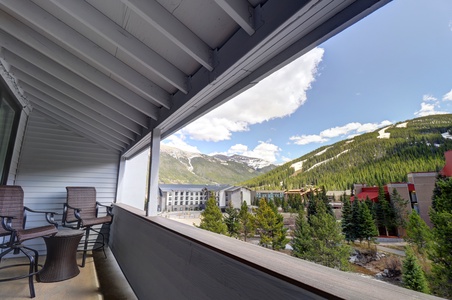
[159,145,276,184]
[240,114,452,190]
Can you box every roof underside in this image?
[0,0,390,157]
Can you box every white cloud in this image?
[423,94,437,101]
[211,141,281,163]
[162,134,200,153]
[414,102,449,117]
[289,120,392,146]
[180,47,325,142]
[443,89,452,101]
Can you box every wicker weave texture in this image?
[0,186,25,236]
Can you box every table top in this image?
[45,229,84,238]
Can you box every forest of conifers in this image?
[241,114,452,190]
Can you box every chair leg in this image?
[24,246,40,274]
[82,227,90,268]
[21,248,36,298]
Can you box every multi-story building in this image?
[160,184,230,212]
[223,186,254,209]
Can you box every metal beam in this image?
[18,78,135,141]
[214,0,255,35]
[7,63,142,135]
[0,12,157,121]
[25,92,132,145]
[121,0,214,71]
[48,0,188,95]
[0,36,153,125]
[31,102,126,151]
[0,0,171,109]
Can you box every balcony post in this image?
[147,128,161,216]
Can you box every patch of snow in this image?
[442,132,452,140]
[315,147,331,156]
[346,140,354,144]
[377,126,391,139]
[306,150,349,172]
[396,122,407,128]
[290,160,305,172]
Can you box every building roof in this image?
[159,184,230,192]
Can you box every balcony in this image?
[1,203,442,299]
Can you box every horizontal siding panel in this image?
[12,111,119,254]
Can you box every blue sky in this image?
[162,0,452,164]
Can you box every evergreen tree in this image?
[224,201,240,238]
[198,195,227,234]
[341,196,354,243]
[238,201,255,242]
[429,176,452,297]
[293,202,351,271]
[390,188,409,234]
[255,199,289,250]
[405,211,432,256]
[402,246,430,294]
[292,208,313,257]
[359,202,379,247]
[375,185,395,236]
[351,199,362,243]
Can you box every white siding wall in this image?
[14,111,120,253]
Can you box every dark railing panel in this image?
[110,204,439,300]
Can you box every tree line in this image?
[240,114,452,191]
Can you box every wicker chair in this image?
[0,185,58,298]
[62,187,113,267]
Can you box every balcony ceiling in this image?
[0,0,390,156]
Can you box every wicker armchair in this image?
[62,187,113,267]
[0,185,58,298]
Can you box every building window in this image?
[0,78,21,185]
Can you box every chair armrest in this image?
[96,202,113,216]
[64,203,82,220]
[24,206,59,227]
[0,214,15,231]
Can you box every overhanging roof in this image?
[0,0,391,157]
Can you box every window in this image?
[0,78,20,185]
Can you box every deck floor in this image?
[0,247,136,300]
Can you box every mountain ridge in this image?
[159,145,276,184]
[240,114,452,190]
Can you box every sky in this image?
[162,0,452,165]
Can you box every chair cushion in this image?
[16,225,58,242]
[81,215,112,227]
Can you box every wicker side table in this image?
[38,230,84,282]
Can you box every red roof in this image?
[355,191,379,202]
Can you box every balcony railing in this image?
[110,204,441,300]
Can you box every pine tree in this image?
[255,199,288,250]
[293,202,351,271]
[390,188,409,233]
[375,185,395,236]
[341,195,354,243]
[359,202,379,247]
[405,211,432,256]
[198,195,227,234]
[224,201,240,238]
[292,208,313,258]
[402,246,430,294]
[238,201,255,242]
[351,199,362,243]
[429,175,452,297]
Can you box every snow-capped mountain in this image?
[159,145,276,184]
